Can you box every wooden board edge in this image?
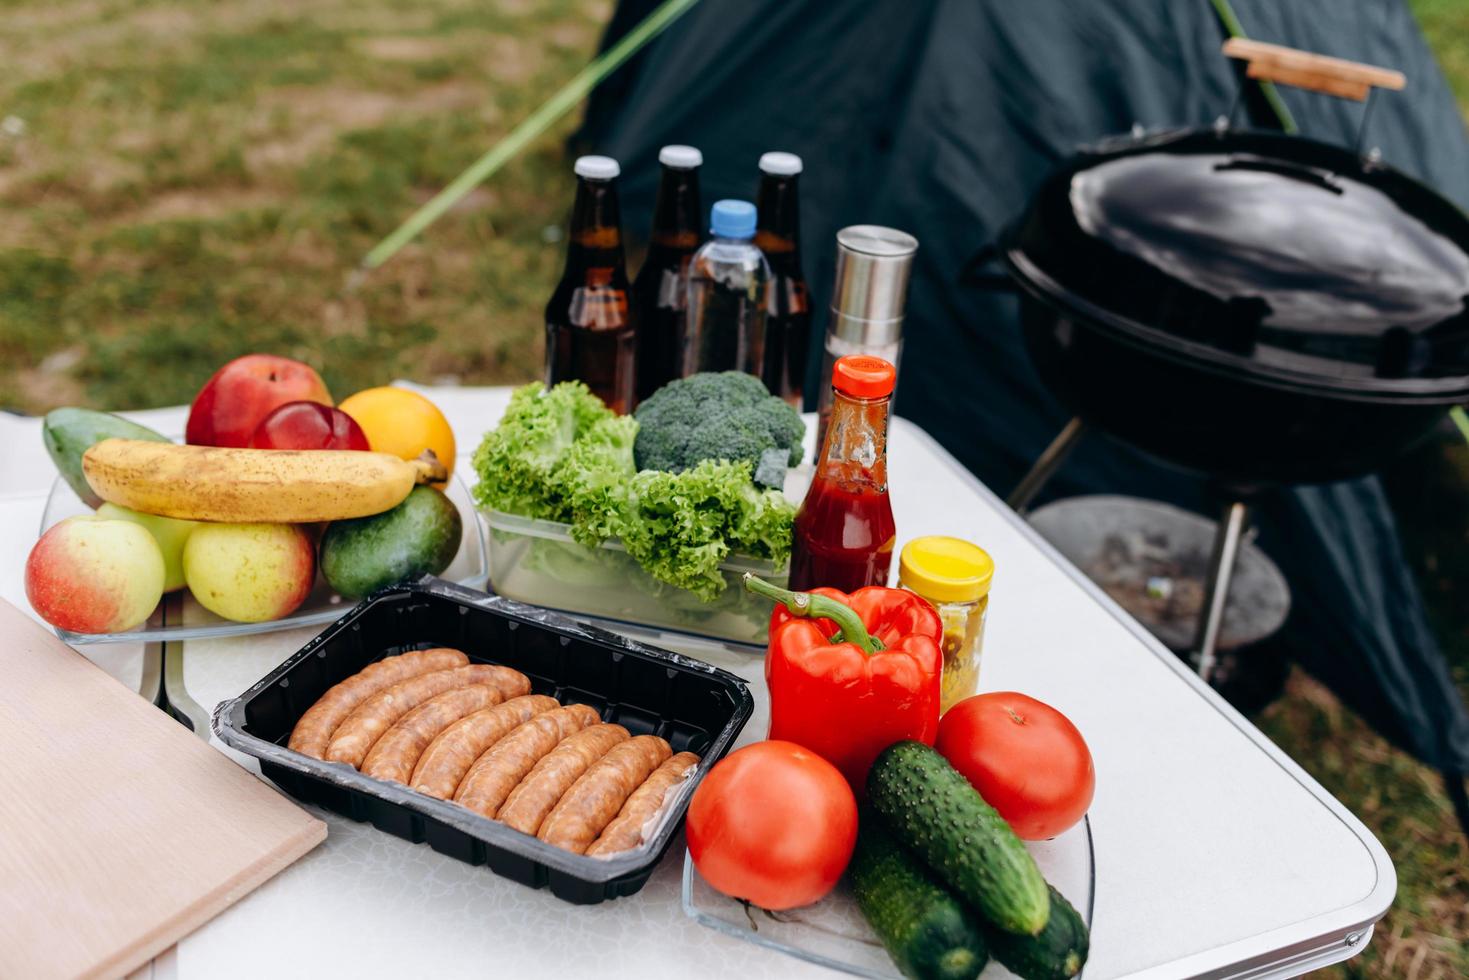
[80,816,327,980]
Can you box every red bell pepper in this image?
[744,574,943,793]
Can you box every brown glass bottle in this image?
[632,145,703,407]
[545,155,636,414]
[755,152,812,408]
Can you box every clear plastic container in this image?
[482,508,787,647]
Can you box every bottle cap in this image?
[710,199,757,239]
[659,145,703,169]
[832,354,895,399]
[759,151,803,176]
[574,155,620,180]
[829,225,919,347]
[900,536,994,603]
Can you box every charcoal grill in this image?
[994,41,1469,677]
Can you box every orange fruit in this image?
[338,387,455,485]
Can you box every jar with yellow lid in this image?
[898,536,994,712]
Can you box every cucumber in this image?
[320,485,462,598]
[867,741,1050,936]
[850,815,989,980]
[985,885,1089,980]
[43,408,169,508]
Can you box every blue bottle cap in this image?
[710,199,757,239]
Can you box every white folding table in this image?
[0,385,1394,980]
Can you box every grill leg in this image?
[1008,418,1087,515]
[1194,501,1250,682]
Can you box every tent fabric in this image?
[576,0,1469,773]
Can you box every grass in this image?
[0,2,1466,977]
[0,0,594,410]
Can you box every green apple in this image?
[97,502,199,593]
[183,523,316,623]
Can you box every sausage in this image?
[410,695,559,799]
[360,684,507,785]
[496,724,630,835]
[538,735,672,854]
[453,705,602,817]
[324,664,522,768]
[287,648,469,758]
[586,751,701,857]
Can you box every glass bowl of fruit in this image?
[26,356,487,644]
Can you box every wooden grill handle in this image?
[1222,38,1406,102]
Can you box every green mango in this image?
[43,408,170,508]
[320,486,462,599]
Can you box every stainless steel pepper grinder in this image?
[814,225,919,451]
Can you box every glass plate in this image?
[682,817,1095,979]
[39,471,488,645]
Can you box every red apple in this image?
[249,402,370,451]
[27,516,166,634]
[185,355,332,447]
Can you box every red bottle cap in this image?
[832,355,896,398]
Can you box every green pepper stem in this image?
[742,574,884,655]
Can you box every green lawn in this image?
[0,0,589,411]
[1,2,1466,976]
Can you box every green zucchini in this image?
[43,407,169,508]
[985,885,1089,980]
[850,815,989,980]
[866,741,1050,936]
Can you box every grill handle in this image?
[1220,39,1406,154]
[1221,39,1405,102]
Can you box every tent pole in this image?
[356,0,702,278]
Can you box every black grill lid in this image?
[1003,127,1469,399]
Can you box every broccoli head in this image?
[633,371,806,477]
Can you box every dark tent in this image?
[576,0,1469,778]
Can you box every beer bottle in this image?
[632,145,703,406]
[755,151,812,407]
[545,155,636,414]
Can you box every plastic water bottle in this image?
[683,199,771,379]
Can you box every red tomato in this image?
[686,741,857,910]
[935,692,1094,841]
[249,401,370,451]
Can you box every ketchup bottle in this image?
[788,355,897,592]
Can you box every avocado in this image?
[43,407,169,508]
[320,485,462,599]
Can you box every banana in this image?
[82,439,449,523]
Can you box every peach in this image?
[183,523,315,623]
[26,516,166,634]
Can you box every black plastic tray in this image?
[211,577,754,904]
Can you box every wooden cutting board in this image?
[0,599,326,980]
